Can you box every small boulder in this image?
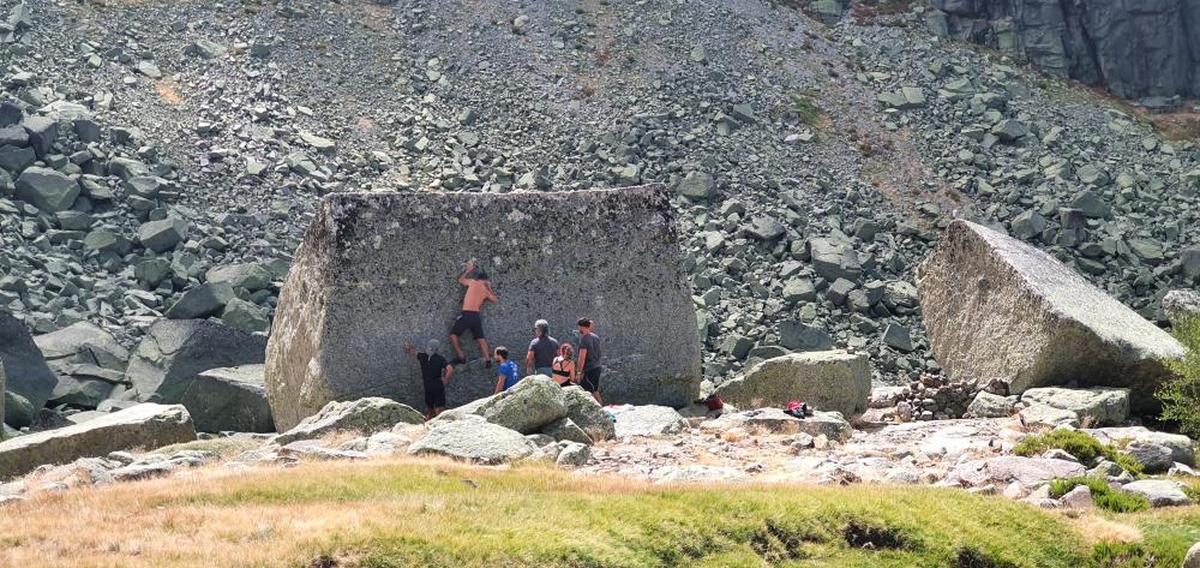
[561,385,615,441]
[275,397,423,445]
[1020,387,1129,426]
[1120,479,1191,507]
[179,365,274,433]
[1,312,57,411]
[126,319,266,403]
[965,391,1016,418]
[15,167,79,213]
[612,405,687,437]
[165,282,235,320]
[554,441,591,467]
[475,375,567,434]
[1184,542,1200,568]
[714,350,871,417]
[1124,441,1175,474]
[408,417,536,464]
[540,417,592,445]
[138,218,190,253]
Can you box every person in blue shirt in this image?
[492,346,521,394]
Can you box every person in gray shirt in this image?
[525,319,559,377]
[576,317,603,404]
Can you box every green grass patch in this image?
[1014,430,1143,475]
[788,90,828,128]
[1048,477,1151,514]
[1159,315,1200,438]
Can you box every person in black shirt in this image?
[576,318,603,404]
[405,339,455,419]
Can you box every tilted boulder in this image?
[274,397,424,445]
[265,187,702,429]
[562,385,615,442]
[917,220,1184,411]
[35,322,130,410]
[474,375,567,434]
[0,312,57,411]
[714,350,871,417]
[408,416,537,465]
[179,365,274,433]
[127,319,267,403]
[1020,387,1129,426]
[0,403,196,480]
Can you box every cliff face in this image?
[930,0,1200,101]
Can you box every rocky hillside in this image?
[0,0,1198,404]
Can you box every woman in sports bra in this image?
[551,343,576,386]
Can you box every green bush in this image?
[1159,315,1200,438]
[1048,477,1151,514]
[788,91,826,128]
[1013,430,1143,475]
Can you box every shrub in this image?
[1159,315,1200,438]
[1013,430,1143,475]
[788,91,826,128]
[1048,477,1151,514]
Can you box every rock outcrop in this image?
[127,319,267,403]
[917,220,1184,411]
[0,312,57,412]
[274,397,424,445]
[35,322,130,409]
[265,187,702,429]
[930,0,1200,100]
[714,350,871,417]
[408,416,538,464]
[0,403,196,480]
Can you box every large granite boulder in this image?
[1086,426,1196,466]
[714,350,871,417]
[1120,479,1192,507]
[611,405,688,437]
[127,319,267,403]
[179,365,274,433]
[265,187,702,429]
[1020,387,1130,426]
[945,456,1086,488]
[274,397,424,445]
[917,220,1184,411]
[35,322,130,409]
[408,416,537,464]
[0,312,57,411]
[0,403,196,479]
[1164,289,1200,327]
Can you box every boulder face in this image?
[714,350,871,417]
[408,416,537,465]
[274,397,424,445]
[0,312,57,411]
[127,319,267,403]
[35,322,131,410]
[265,187,702,430]
[0,403,196,480]
[931,0,1200,100]
[917,220,1184,411]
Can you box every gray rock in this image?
[561,385,614,441]
[555,441,591,467]
[676,171,715,199]
[138,218,189,253]
[4,390,34,428]
[1164,289,1200,327]
[714,351,871,417]
[1185,542,1200,568]
[946,456,1086,488]
[1020,387,1129,426]
[1019,403,1080,429]
[541,417,591,445]
[15,167,79,213]
[966,391,1016,418]
[743,216,785,240]
[475,375,567,434]
[778,321,833,351]
[0,403,196,480]
[917,220,1184,411]
[165,282,235,320]
[703,408,852,441]
[35,321,129,374]
[1120,479,1191,507]
[1124,441,1174,474]
[1087,427,1196,466]
[881,324,914,352]
[408,417,536,464]
[126,319,267,403]
[0,145,35,172]
[275,397,423,445]
[0,312,57,411]
[205,263,274,291]
[179,365,274,433]
[220,298,269,333]
[265,187,702,430]
[612,405,688,437]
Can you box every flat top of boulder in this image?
[936,221,1183,359]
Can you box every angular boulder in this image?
[0,403,196,480]
[265,187,703,429]
[475,375,567,434]
[917,220,1184,411]
[1020,387,1129,426]
[714,350,871,417]
[562,385,615,441]
[14,167,79,213]
[408,416,537,464]
[1086,426,1196,466]
[611,405,687,437]
[274,397,424,445]
[126,319,267,403]
[946,456,1086,488]
[1120,479,1191,507]
[179,365,274,433]
[0,312,57,411]
[35,322,130,409]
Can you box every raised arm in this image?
[457,261,476,286]
[485,281,499,304]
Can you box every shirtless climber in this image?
[449,260,499,367]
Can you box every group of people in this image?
[404,261,604,419]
